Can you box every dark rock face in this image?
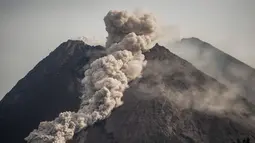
[171,37,255,103]
[72,44,255,143]
[0,40,105,143]
[0,40,254,143]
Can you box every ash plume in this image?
[25,10,158,143]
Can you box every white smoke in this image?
[77,36,105,46]
[25,10,158,143]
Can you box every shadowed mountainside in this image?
[0,40,105,143]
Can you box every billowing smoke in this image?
[25,10,158,143]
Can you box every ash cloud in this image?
[25,10,158,143]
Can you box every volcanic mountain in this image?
[0,40,254,143]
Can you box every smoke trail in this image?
[25,10,158,143]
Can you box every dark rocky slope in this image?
[0,40,105,143]
[0,41,254,143]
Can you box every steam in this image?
[25,10,158,143]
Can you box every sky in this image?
[0,0,254,99]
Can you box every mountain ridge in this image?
[181,37,255,69]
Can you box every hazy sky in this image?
[0,0,254,99]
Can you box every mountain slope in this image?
[170,37,255,103]
[71,44,255,143]
[0,41,254,143]
[0,40,105,143]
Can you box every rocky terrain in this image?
[0,40,254,143]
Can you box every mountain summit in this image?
[0,40,254,143]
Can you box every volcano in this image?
[0,40,254,143]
